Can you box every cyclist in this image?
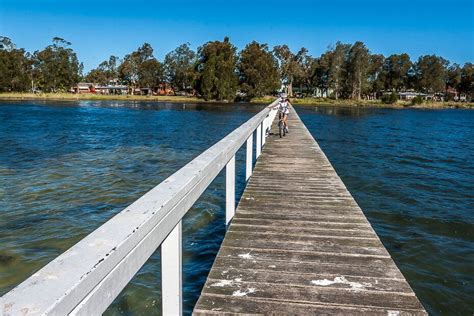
[277,94,290,133]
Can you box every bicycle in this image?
[278,113,286,138]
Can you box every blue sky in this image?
[1,0,473,72]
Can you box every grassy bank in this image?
[250,96,474,109]
[1,93,473,109]
[0,92,205,103]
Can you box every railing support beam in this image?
[246,135,253,181]
[162,221,182,316]
[226,155,236,224]
[256,124,262,158]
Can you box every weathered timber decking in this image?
[194,109,427,315]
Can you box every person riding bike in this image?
[277,94,290,133]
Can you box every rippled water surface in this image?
[297,106,474,315]
[1,102,473,315]
[0,100,262,315]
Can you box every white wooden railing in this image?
[0,99,279,316]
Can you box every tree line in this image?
[0,35,472,101]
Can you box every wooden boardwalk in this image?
[194,109,426,315]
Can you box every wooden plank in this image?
[194,295,427,315]
[230,217,371,229]
[221,234,388,256]
[206,268,414,293]
[234,211,370,224]
[194,108,426,314]
[210,257,406,280]
[200,282,424,310]
[227,225,379,239]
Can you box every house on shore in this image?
[394,90,470,102]
[133,84,175,96]
[384,91,444,101]
[73,82,95,94]
[95,84,128,95]
[72,81,128,95]
[397,91,427,100]
[446,86,467,101]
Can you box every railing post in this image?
[246,135,253,181]
[256,124,262,158]
[262,117,267,146]
[162,221,182,316]
[266,114,270,135]
[226,155,235,224]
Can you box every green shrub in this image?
[411,95,424,105]
[381,92,398,104]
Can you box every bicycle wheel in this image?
[279,120,283,138]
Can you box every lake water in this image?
[0,101,472,315]
[296,106,474,316]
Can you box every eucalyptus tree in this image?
[196,37,238,101]
[294,54,318,96]
[443,63,462,100]
[119,43,162,92]
[85,68,108,85]
[346,41,370,99]
[327,42,350,99]
[238,41,280,98]
[0,36,32,92]
[272,45,307,96]
[459,63,474,99]
[32,37,82,92]
[380,54,412,91]
[446,64,462,89]
[164,43,196,91]
[99,55,120,81]
[138,58,164,89]
[312,52,332,97]
[367,54,385,98]
[413,55,448,93]
[86,55,120,84]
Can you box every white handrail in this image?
[0,99,279,316]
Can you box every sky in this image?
[1,0,473,72]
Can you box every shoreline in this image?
[0,93,473,109]
[250,96,474,109]
[0,93,208,104]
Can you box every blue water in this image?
[297,106,474,316]
[0,100,261,315]
[0,101,473,315]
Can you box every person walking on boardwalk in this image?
[277,94,290,133]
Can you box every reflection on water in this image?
[0,100,262,315]
[309,105,373,117]
[297,105,474,316]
